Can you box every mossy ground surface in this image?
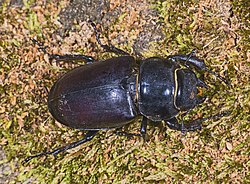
[0,0,249,183]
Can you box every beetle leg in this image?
[205,68,231,86]
[182,120,202,133]
[113,117,148,139]
[115,131,142,138]
[164,117,181,130]
[89,20,129,56]
[165,111,231,134]
[165,117,202,133]
[48,54,96,64]
[22,130,98,164]
[140,116,148,140]
[168,54,207,71]
[32,39,96,64]
[32,39,48,54]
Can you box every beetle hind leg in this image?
[22,130,98,164]
[89,20,129,56]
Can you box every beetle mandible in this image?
[23,22,230,163]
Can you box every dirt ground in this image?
[0,0,249,183]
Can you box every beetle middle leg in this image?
[48,54,96,64]
[32,39,96,64]
[22,130,98,164]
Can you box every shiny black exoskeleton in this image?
[23,22,229,163]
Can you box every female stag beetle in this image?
[23,22,230,163]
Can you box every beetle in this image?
[23,22,230,163]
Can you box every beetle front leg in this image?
[164,118,202,133]
[22,130,98,164]
[167,54,207,71]
[165,117,184,131]
[165,111,230,134]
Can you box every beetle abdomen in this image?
[49,85,136,129]
[48,56,137,129]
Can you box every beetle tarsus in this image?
[205,68,231,87]
[32,39,48,55]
